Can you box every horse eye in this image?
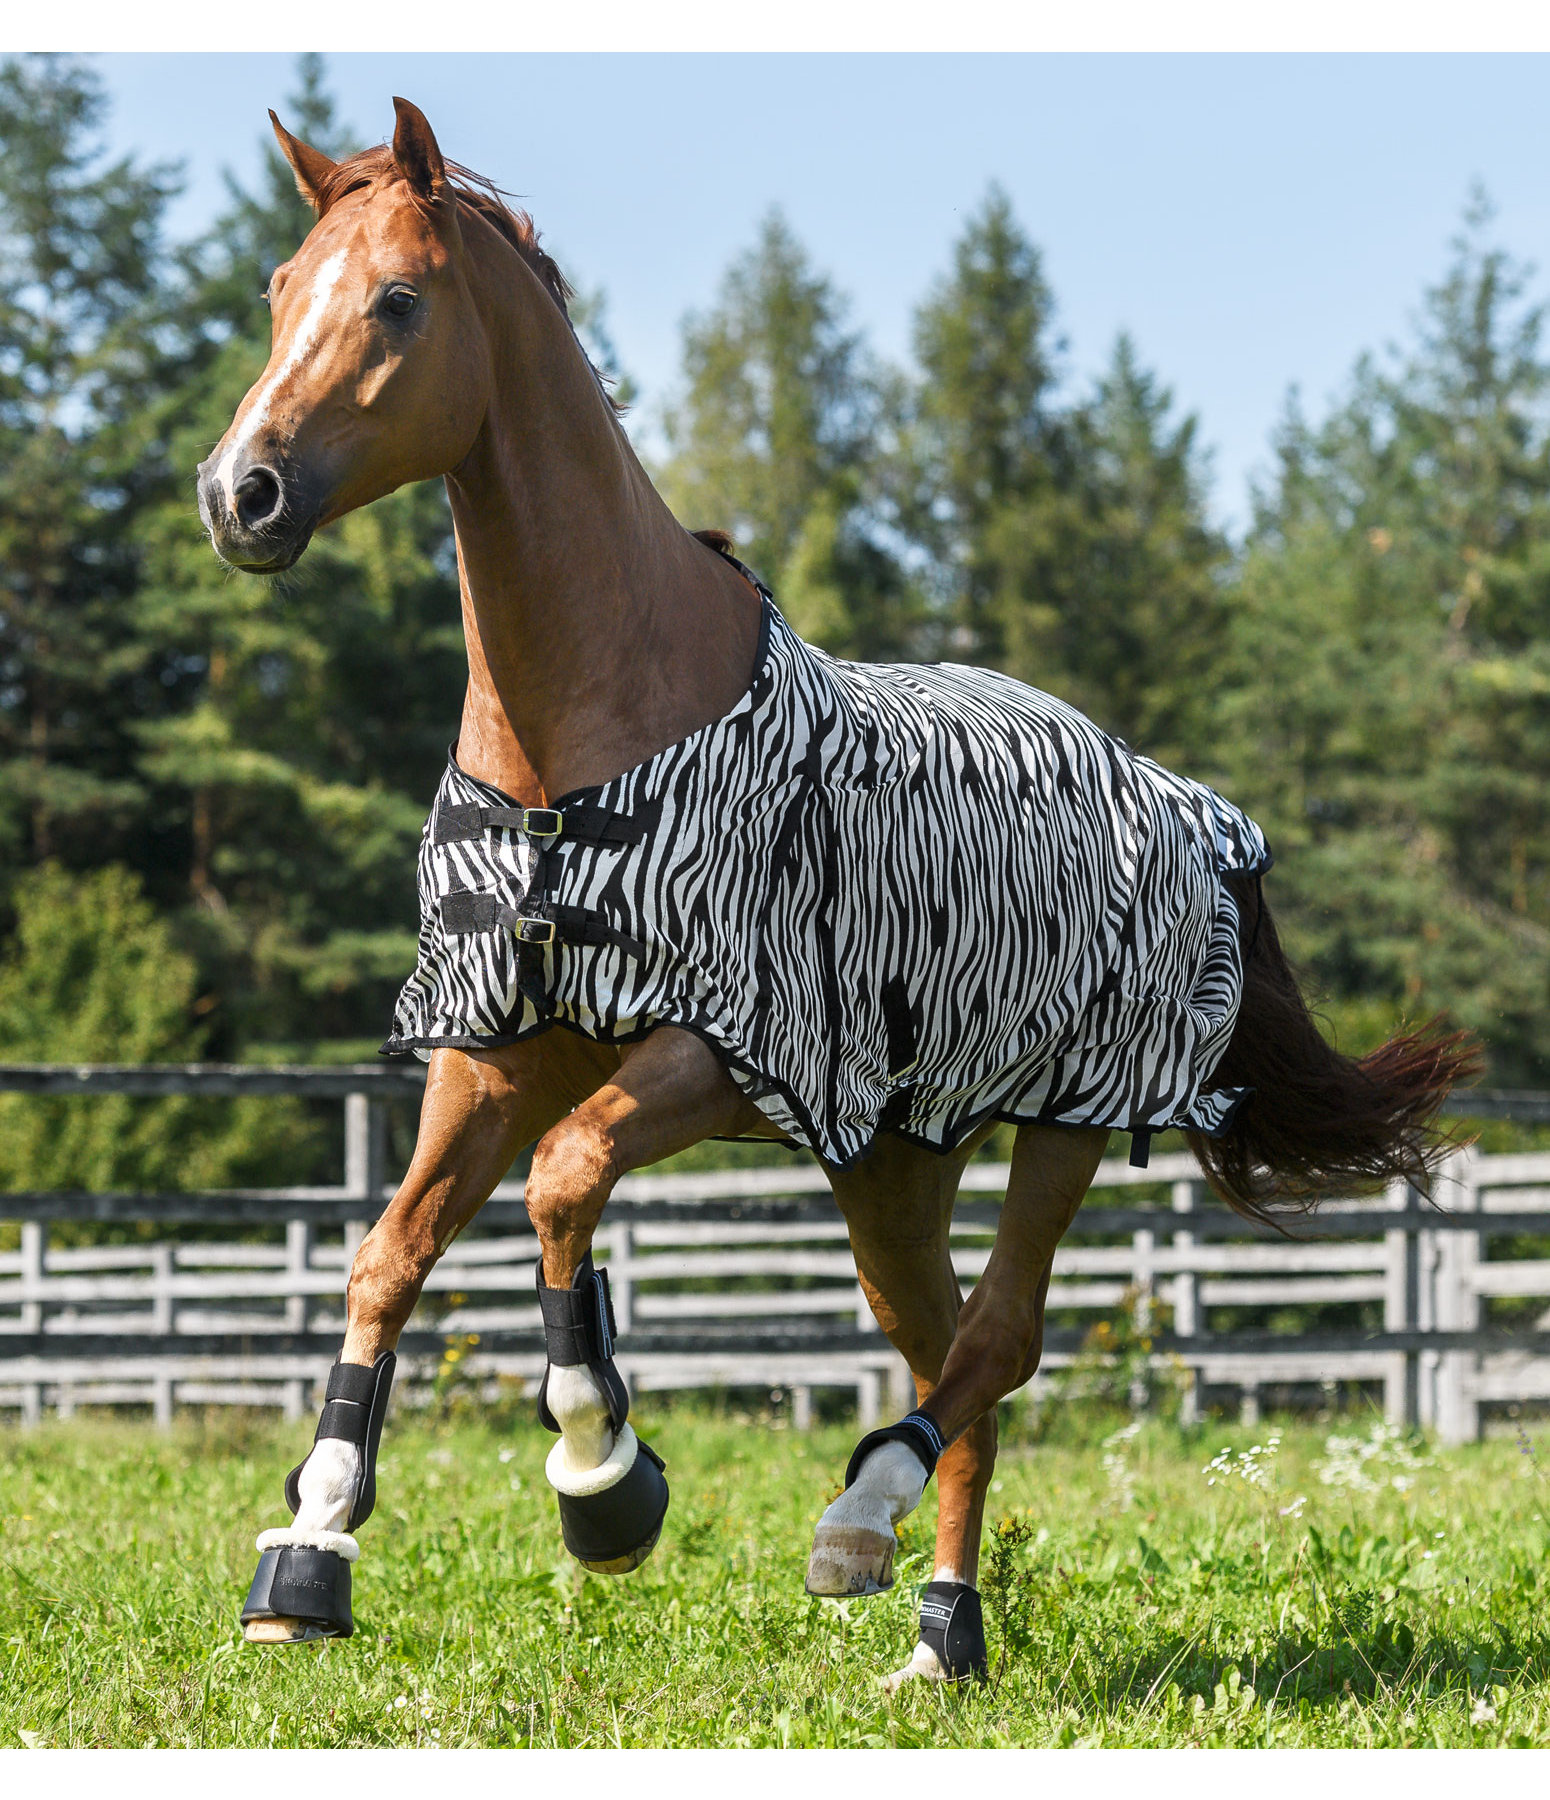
[383,286,418,319]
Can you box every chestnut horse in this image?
[198,100,1473,1689]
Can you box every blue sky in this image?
[90,52,1550,533]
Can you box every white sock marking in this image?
[883,1640,952,1694]
[820,1440,927,1538]
[546,1363,616,1473]
[255,1436,363,1561]
[214,246,349,508]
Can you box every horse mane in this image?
[310,145,625,414]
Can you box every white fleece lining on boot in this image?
[545,1421,639,1497]
[255,1527,361,1562]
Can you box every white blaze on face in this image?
[213,246,350,510]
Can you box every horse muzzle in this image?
[197,450,321,573]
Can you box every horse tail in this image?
[1183,874,1482,1229]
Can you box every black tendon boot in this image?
[240,1350,396,1642]
[536,1251,668,1573]
[917,1580,990,1683]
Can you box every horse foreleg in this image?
[521,1025,769,1572]
[807,1135,998,1688]
[242,1037,603,1644]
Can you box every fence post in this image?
[19,1221,43,1424]
[286,1218,312,1337]
[1435,1152,1479,1446]
[345,1090,389,1207]
[1131,1226,1154,1412]
[1171,1179,1199,1425]
[150,1244,174,1337]
[609,1219,634,1333]
[888,1350,915,1415]
[1383,1176,1413,1427]
[857,1369,882,1428]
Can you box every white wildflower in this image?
[1101,1419,1144,1508]
[1471,1697,1497,1726]
[1203,1434,1282,1491]
[1314,1422,1433,1496]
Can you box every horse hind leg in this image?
[804,1135,998,1687]
[812,1124,1108,1689]
[242,1039,597,1645]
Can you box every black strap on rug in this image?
[439,890,645,959]
[535,1251,631,1435]
[433,797,659,851]
[917,1580,989,1683]
[283,1349,396,1532]
[843,1409,947,1488]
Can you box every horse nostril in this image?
[234,466,285,531]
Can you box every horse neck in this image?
[443,245,757,806]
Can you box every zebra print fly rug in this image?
[383,590,1271,1167]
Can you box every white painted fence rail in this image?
[2,1065,1549,1441]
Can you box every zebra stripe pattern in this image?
[384,592,1271,1167]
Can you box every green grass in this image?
[3,1402,1550,1746]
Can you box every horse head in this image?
[198,99,497,572]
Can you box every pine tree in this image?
[904,190,1227,760]
[0,55,180,881]
[1220,195,1550,1075]
[905,184,1063,661]
[659,210,917,659]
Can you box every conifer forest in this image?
[4,54,1548,1188]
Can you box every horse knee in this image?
[525,1113,618,1246]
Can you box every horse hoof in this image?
[547,1424,669,1575]
[574,1519,665,1575]
[241,1545,354,1641]
[804,1524,896,1597]
[243,1615,333,1645]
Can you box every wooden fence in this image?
[3,1064,1550,1442]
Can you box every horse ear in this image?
[269,111,337,213]
[391,97,449,202]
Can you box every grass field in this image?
[3,1400,1550,1747]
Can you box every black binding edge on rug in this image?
[918,1580,988,1683]
[241,1545,354,1639]
[535,1251,630,1435]
[844,1409,946,1488]
[284,1349,396,1531]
